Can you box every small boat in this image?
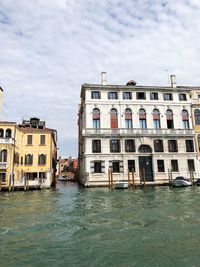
[114,181,129,189]
[169,176,192,187]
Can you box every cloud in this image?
[0,0,200,155]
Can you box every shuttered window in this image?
[110,109,118,129]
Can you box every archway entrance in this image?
[138,145,153,182]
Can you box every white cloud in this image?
[0,0,200,155]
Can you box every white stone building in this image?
[78,73,198,187]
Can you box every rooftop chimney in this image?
[101,72,107,85]
[170,75,177,88]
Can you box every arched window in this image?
[110,108,118,129]
[0,149,7,162]
[38,154,46,165]
[198,134,200,151]
[25,154,33,165]
[14,152,19,164]
[139,109,147,128]
[125,108,132,128]
[166,109,174,129]
[153,109,160,129]
[182,110,189,129]
[194,109,200,125]
[93,108,100,129]
[0,129,4,138]
[138,145,152,153]
[5,129,12,138]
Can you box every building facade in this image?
[78,73,198,187]
[0,118,57,189]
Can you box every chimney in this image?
[101,72,107,85]
[170,75,177,88]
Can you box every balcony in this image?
[0,138,14,145]
[0,162,7,169]
[82,128,195,137]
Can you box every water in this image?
[1,184,200,267]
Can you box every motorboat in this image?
[114,181,129,189]
[169,176,192,187]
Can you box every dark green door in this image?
[139,156,153,181]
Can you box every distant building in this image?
[191,89,200,161]
[0,118,57,189]
[57,157,78,175]
[78,73,198,187]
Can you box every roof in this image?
[80,83,195,97]
[0,121,16,125]
[19,127,56,134]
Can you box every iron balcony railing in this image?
[82,128,195,137]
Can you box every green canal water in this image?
[1,183,200,267]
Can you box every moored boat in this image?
[114,181,129,189]
[169,176,192,187]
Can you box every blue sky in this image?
[0,0,200,156]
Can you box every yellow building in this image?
[0,118,57,190]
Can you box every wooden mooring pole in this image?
[132,168,135,189]
[190,169,194,186]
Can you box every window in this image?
[112,161,120,172]
[110,108,118,129]
[154,140,164,152]
[0,129,4,138]
[93,108,100,129]
[123,92,132,99]
[94,161,102,173]
[125,139,135,152]
[139,109,147,128]
[166,109,174,129]
[194,109,200,125]
[38,154,46,165]
[92,140,101,153]
[108,92,118,99]
[0,173,6,182]
[157,160,165,172]
[198,94,200,99]
[40,135,46,145]
[21,156,23,165]
[125,108,132,128]
[25,154,33,165]
[0,150,7,162]
[198,134,200,151]
[188,159,195,171]
[136,92,146,99]
[128,160,135,172]
[39,172,46,179]
[150,92,158,100]
[168,140,178,152]
[179,94,187,101]
[182,110,189,129]
[171,160,178,172]
[153,109,160,129]
[185,140,194,152]
[14,152,19,164]
[5,129,12,138]
[26,172,37,180]
[27,135,33,145]
[164,93,173,101]
[91,91,101,99]
[110,139,120,152]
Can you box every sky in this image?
[0,0,200,157]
